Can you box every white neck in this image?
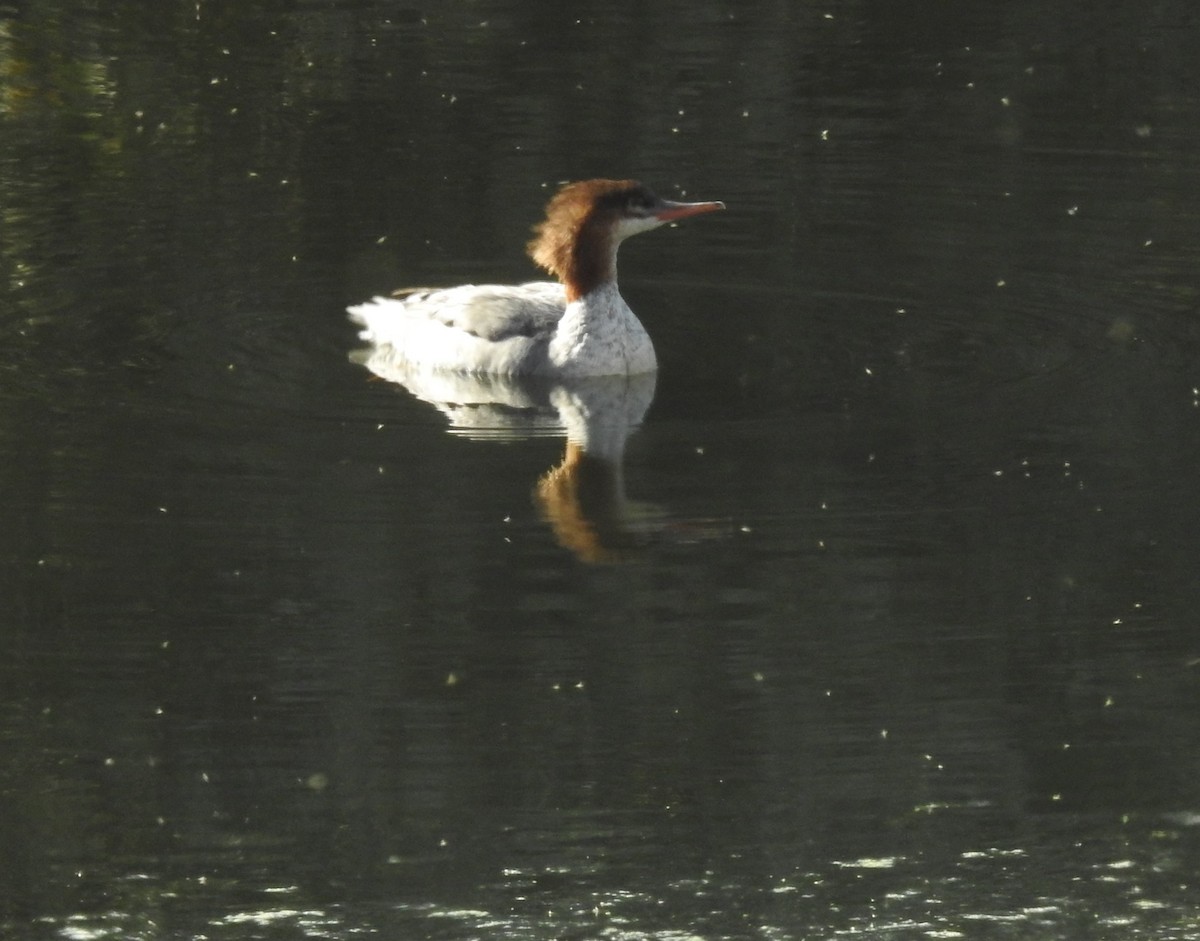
[547,281,657,377]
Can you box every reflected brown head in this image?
[534,442,637,563]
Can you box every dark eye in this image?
[627,190,657,213]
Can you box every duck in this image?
[348,178,724,377]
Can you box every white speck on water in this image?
[833,856,898,869]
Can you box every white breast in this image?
[349,280,656,377]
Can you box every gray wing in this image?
[405,282,567,342]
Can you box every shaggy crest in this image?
[527,178,647,301]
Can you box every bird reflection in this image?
[352,344,661,562]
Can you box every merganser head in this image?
[528,179,724,302]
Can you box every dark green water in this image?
[3,2,1200,938]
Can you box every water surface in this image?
[3,2,1200,939]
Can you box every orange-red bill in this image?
[654,199,726,222]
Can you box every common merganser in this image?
[348,178,724,377]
